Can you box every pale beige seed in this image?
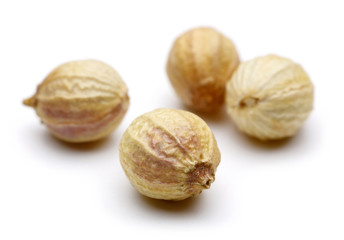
[23,59,129,143]
[119,108,221,201]
[226,55,314,140]
[166,27,240,112]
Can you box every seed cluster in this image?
[24,27,314,201]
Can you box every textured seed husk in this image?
[166,27,240,112]
[119,108,221,201]
[23,59,129,143]
[225,55,314,140]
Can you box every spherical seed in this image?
[23,59,129,143]
[119,108,221,201]
[166,27,240,112]
[226,55,314,140]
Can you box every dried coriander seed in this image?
[119,108,221,201]
[24,59,129,143]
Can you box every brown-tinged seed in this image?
[166,27,240,112]
[119,108,221,201]
[23,59,129,143]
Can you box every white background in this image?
[1,0,343,239]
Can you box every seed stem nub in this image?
[23,96,37,107]
[239,97,259,108]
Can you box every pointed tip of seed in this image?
[23,96,37,107]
